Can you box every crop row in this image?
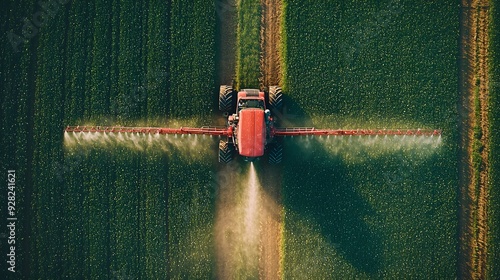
[60,2,94,278]
[281,1,458,278]
[235,0,261,89]
[168,1,217,277]
[488,1,500,279]
[169,1,216,119]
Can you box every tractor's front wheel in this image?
[219,140,234,163]
[219,85,234,113]
[268,141,283,164]
[268,86,283,111]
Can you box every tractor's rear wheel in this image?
[219,140,234,163]
[268,86,283,111]
[268,141,283,164]
[219,85,234,112]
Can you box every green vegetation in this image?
[281,0,458,278]
[2,0,499,278]
[1,1,216,279]
[169,1,216,119]
[235,0,261,89]
[0,1,36,278]
[31,4,67,278]
[488,2,500,278]
[168,1,216,278]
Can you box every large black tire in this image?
[219,140,234,163]
[268,86,283,111]
[268,142,283,164]
[219,85,234,112]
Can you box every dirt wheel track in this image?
[475,2,490,278]
[216,0,237,86]
[260,0,283,88]
[259,0,284,279]
[458,0,490,279]
[257,164,283,280]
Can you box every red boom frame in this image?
[65,126,441,137]
[272,128,441,137]
[65,126,232,136]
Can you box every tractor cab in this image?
[237,89,266,110]
[238,99,265,111]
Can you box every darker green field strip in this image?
[167,155,216,278]
[146,0,170,122]
[167,1,217,278]
[0,0,37,278]
[282,1,457,129]
[65,1,94,123]
[117,1,147,122]
[2,0,217,278]
[85,151,115,279]
[61,153,86,278]
[169,1,216,119]
[281,0,458,278]
[488,1,500,278]
[141,152,169,279]
[30,3,68,278]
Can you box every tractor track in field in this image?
[458,1,490,279]
[216,0,237,87]
[214,162,283,280]
[257,164,283,280]
[259,0,284,279]
[214,0,284,279]
[260,0,283,89]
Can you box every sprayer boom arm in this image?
[66,126,441,138]
[65,126,232,136]
[273,128,441,137]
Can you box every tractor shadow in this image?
[275,97,382,274]
[281,137,382,274]
[271,95,312,128]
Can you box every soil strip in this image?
[458,1,490,279]
[260,0,283,89]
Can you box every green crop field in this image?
[1,0,217,279]
[235,0,261,89]
[2,0,500,279]
[281,0,458,278]
[488,2,500,279]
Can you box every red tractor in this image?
[65,85,441,163]
[218,86,284,163]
